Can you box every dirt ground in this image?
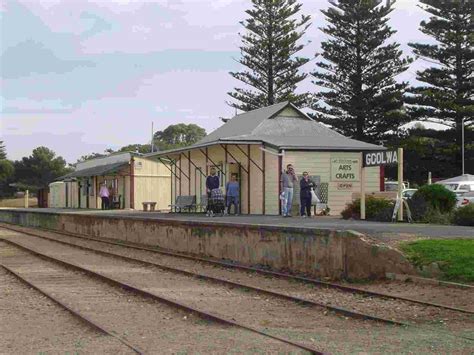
[0,267,130,355]
[12,225,471,327]
[0,241,301,354]
[1,228,473,354]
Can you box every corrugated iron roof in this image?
[59,161,129,180]
[147,102,384,157]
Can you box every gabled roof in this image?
[199,101,291,144]
[59,161,130,180]
[147,102,383,157]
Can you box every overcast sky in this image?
[1,0,432,163]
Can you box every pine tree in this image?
[407,0,473,150]
[0,141,6,160]
[311,0,412,143]
[228,0,311,112]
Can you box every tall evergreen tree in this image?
[0,141,6,160]
[407,0,473,152]
[228,0,311,112]
[311,0,412,143]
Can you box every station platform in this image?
[0,208,471,280]
[2,207,472,241]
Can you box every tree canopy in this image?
[0,141,7,160]
[311,0,412,143]
[153,123,206,151]
[407,0,473,151]
[13,147,72,191]
[228,0,311,111]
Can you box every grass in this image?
[400,239,474,283]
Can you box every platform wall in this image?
[0,209,415,280]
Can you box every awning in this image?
[59,161,129,180]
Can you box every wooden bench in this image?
[142,201,157,212]
[169,195,196,213]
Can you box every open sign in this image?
[363,150,398,167]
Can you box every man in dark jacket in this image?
[206,167,220,216]
[300,172,315,217]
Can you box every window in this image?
[443,184,458,191]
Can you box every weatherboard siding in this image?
[283,151,380,215]
[133,157,171,211]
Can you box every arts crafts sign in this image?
[363,150,398,167]
[331,158,359,182]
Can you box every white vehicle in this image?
[437,174,474,193]
[456,191,474,208]
[384,181,408,192]
[402,188,417,199]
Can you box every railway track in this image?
[3,223,471,316]
[1,263,143,355]
[0,225,405,326]
[0,239,320,354]
[1,224,473,353]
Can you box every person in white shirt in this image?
[99,183,110,210]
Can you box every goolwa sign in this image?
[363,150,398,167]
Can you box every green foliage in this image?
[407,0,473,152]
[117,144,152,154]
[400,239,474,282]
[153,123,206,151]
[421,207,453,225]
[312,0,412,143]
[341,197,394,221]
[0,141,6,160]
[406,194,428,222]
[414,184,457,214]
[13,147,72,191]
[453,204,474,226]
[385,127,473,185]
[0,159,15,197]
[228,0,311,111]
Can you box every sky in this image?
[1,0,433,163]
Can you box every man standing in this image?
[206,167,220,216]
[281,164,297,217]
[99,183,110,210]
[300,172,315,218]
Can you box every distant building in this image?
[50,152,171,210]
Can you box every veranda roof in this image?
[59,161,129,180]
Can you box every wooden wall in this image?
[283,151,380,215]
[133,157,171,211]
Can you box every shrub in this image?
[453,204,474,226]
[422,207,453,225]
[373,206,393,222]
[413,184,456,214]
[341,197,394,221]
[406,194,428,222]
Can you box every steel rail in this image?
[0,263,144,355]
[7,228,406,326]
[1,237,324,355]
[2,223,473,315]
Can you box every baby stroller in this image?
[207,188,226,216]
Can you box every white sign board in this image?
[363,150,398,167]
[331,158,359,182]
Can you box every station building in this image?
[49,152,171,210]
[147,101,384,215]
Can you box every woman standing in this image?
[300,172,314,218]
